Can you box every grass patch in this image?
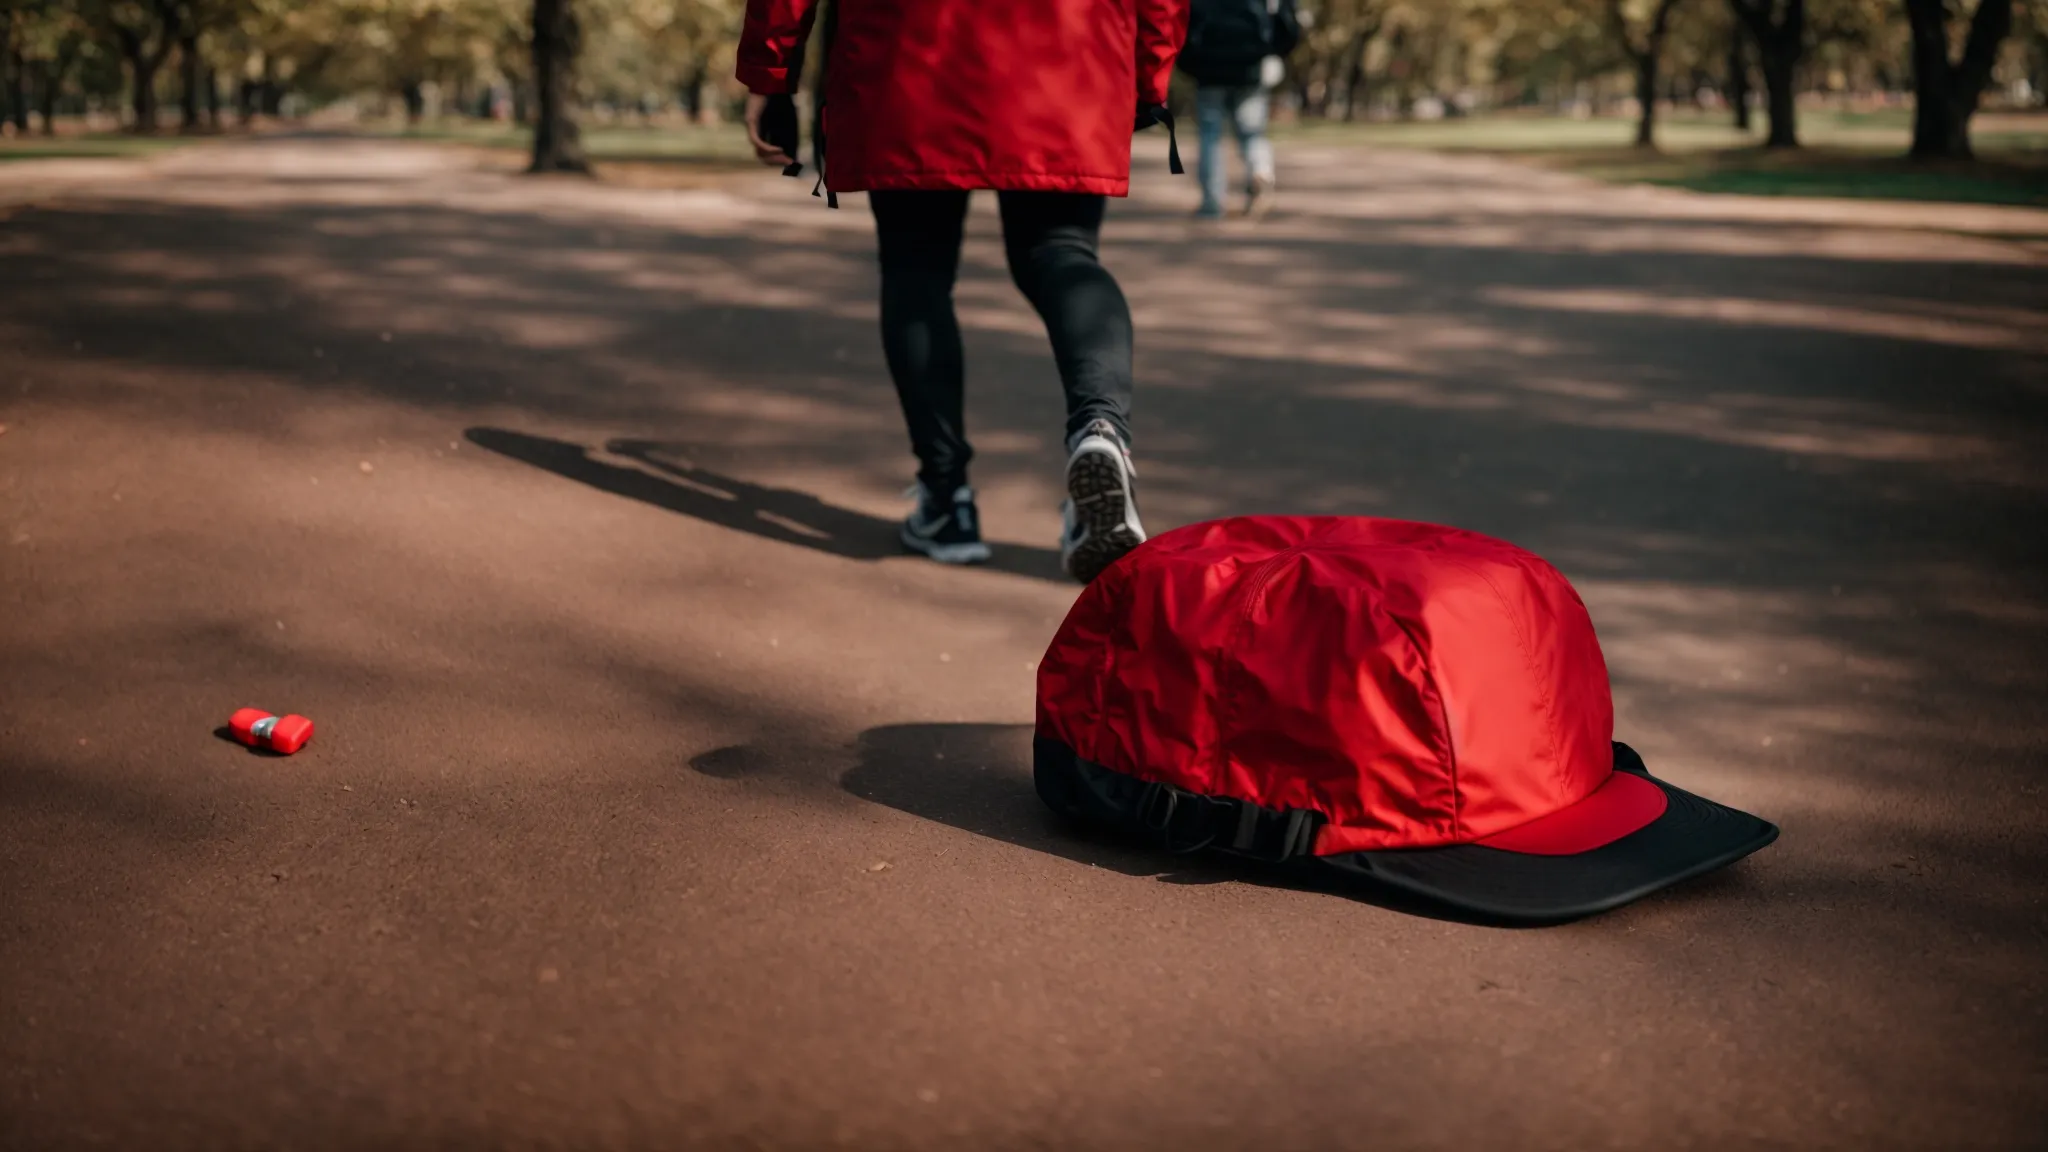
[377,119,757,165]
[1276,109,2048,206]
[0,133,202,163]
[1278,113,1758,153]
[1550,148,2048,206]
[378,120,763,188]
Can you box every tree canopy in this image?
[0,0,2039,156]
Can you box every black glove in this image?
[759,92,803,177]
[1133,103,1185,175]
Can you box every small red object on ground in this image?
[229,707,315,754]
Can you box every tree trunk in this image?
[0,23,14,134]
[110,5,181,136]
[1635,52,1659,146]
[1341,29,1376,121]
[205,66,220,129]
[1905,0,2014,159]
[127,49,160,131]
[35,43,78,136]
[6,48,27,135]
[37,64,58,135]
[260,53,282,118]
[1727,21,1753,130]
[1759,49,1796,146]
[238,78,256,124]
[1614,0,1680,149]
[1909,71,1969,157]
[1731,0,1802,147]
[179,32,201,132]
[401,80,425,124]
[529,0,589,173]
[683,62,705,123]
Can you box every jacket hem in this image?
[835,171,1131,197]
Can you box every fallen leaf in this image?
[358,461,374,474]
[866,861,891,873]
[538,967,560,984]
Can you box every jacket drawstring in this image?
[1138,103,1185,175]
[1158,108,1185,175]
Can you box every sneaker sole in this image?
[1064,445,1145,584]
[899,525,992,565]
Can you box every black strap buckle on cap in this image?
[1226,802,1321,862]
[1132,779,1319,861]
[1134,779,1220,853]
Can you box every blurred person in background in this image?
[1180,0,1299,219]
[735,0,1188,584]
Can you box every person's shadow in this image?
[465,428,1068,582]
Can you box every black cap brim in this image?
[1312,749,1779,926]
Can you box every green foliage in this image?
[3,0,2039,145]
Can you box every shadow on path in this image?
[837,722,1767,927]
[467,427,1069,582]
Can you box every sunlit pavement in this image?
[3,136,2044,1149]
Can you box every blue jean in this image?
[1195,85,1275,216]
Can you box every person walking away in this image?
[1180,0,1299,219]
[736,0,1189,584]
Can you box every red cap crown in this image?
[1037,517,1618,853]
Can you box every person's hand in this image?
[744,92,794,168]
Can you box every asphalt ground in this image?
[3,136,2045,1149]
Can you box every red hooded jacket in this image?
[737,0,1189,197]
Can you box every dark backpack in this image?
[1179,0,1301,86]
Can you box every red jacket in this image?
[737,0,1189,197]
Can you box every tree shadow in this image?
[465,427,1069,583]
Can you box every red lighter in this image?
[228,708,315,755]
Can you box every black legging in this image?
[871,190,1134,494]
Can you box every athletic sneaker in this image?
[1246,173,1275,219]
[1059,419,1147,584]
[900,481,993,565]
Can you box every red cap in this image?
[1035,516,1777,923]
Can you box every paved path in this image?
[3,137,2045,1150]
